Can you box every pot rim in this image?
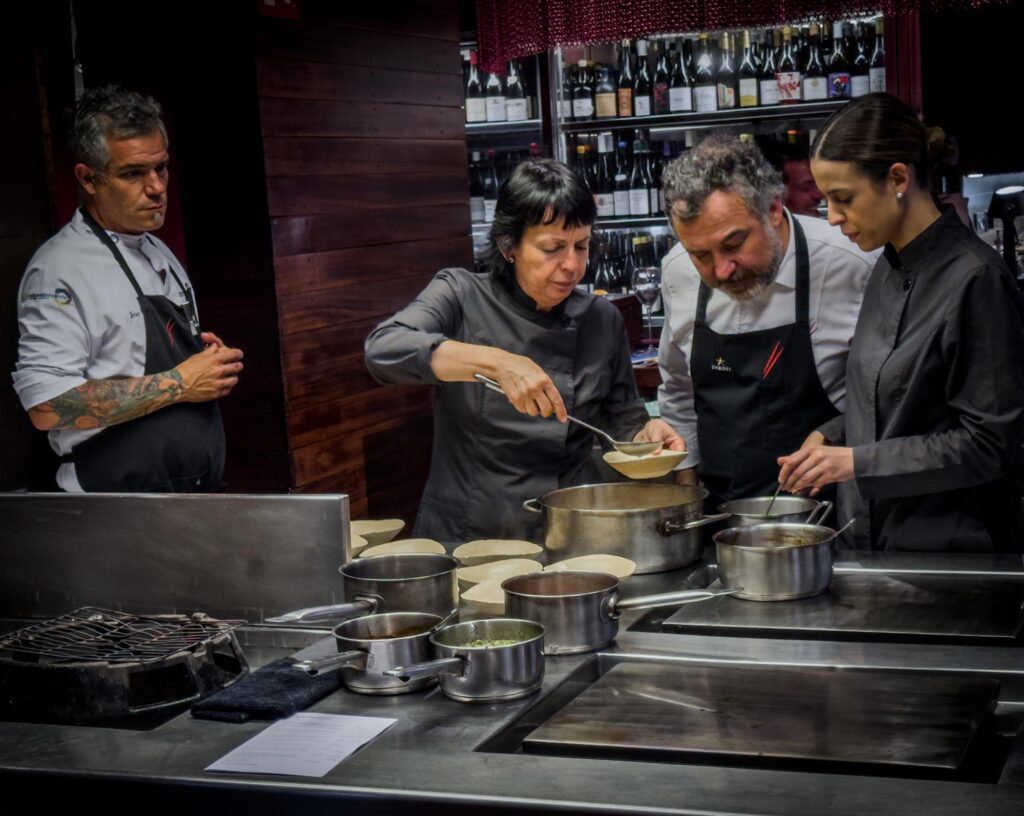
[713,522,837,551]
[501,570,619,599]
[430,618,545,650]
[716,496,820,518]
[536,483,708,516]
[339,553,458,581]
[332,611,442,643]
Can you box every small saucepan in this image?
[384,619,545,703]
[717,496,833,528]
[292,609,459,695]
[267,553,459,624]
[502,571,741,654]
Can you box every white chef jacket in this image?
[12,209,194,491]
[657,210,878,470]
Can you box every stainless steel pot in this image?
[267,554,459,624]
[502,571,740,654]
[717,496,833,528]
[713,523,837,601]
[384,619,545,703]
[523,483,730,574]
[292,609,458,695]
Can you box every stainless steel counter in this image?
[2,554,1023,814]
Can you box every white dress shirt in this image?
[657,210,878,470]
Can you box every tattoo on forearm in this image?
[33,370,185,430]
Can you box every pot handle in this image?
[384,656,467,683]
[657,512,731,537]
[805,501,834,526]
[265,597,379,624]
[292,650,369,677]
[610,586,744,616]
[429,607,461,635]
[522,498,543,513]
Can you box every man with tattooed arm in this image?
[12,86,242,492]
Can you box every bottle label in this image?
[850,75,870,97]
[653,82,669,113]
[802,76,828,100]
[694,85,717,112]
[870,67,885,93]
[629,188,651,216]
[739,78,759,107]
[613,190,631,217]
[572,97,594,118]
[466,98,487,123]
[759,79,780,106]
[595,92,617,118]
[649,188,658,215]
[470,196,485,222]
[634,95,652,116]
[596,195,615,217]
[560,98,573,118]
[669,86,693,112]
[486,96,507,121]
[827,72,851,98]
[617,88,633,117]
[506,99,528,121]
[776,72,802,102]
[484,199,497,222]
[716,83,736,108]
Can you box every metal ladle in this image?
[474,373,662,456]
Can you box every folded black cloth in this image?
[191,658,343,723]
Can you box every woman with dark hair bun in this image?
[779,93,1024,552]
[366,158,683,543]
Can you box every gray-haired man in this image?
[657,135,877,503]
[12,86,243,492]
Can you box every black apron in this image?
[691,218,838,503]
[64,209,226,492]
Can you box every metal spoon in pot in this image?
[474,373,662,456]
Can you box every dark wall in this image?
[922,2,1024,175]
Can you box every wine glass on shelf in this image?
[631,265,662,357]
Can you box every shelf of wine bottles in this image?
[462,45,543,127]
[581,227,676,301]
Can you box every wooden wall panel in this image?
[255,2,471,520]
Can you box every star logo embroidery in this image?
[715,357,726,366]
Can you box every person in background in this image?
[763,140,825,218]
[365,159,683,543]
[657,134,877,504]
[778,93,1024,552]
[12,86,243,492]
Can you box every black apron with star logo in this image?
[690,218,838,503]
[65,209,226,492]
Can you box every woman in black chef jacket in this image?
[364,159,683,544]
[778,93,1024,552]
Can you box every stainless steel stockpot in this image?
[502,571,740,654]
[717,496,833,528]
[292,610,457,695]
[523,483,730,574]
[267,554,459,624]
[385,619,545,703]
[713,523,836,601]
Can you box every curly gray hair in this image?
[662,134,785,222]
[70,85,168,172]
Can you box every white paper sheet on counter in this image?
[206,712,397,778]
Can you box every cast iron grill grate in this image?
[0,607,245,665]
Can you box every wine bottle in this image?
[694,32,718,113]
[668,39,694,112]
[850,22,870,97]
[634,39,653,116]
[594,248,617,293]
[482,149,499,223]
[572,59,595,120]
[647,144,663,215]
[561,63,574,120]
[613,140,631,216]
[629,139,651,216]
[465,51,486,123]
[468,151,485,223]
[759,29,780,106]
[653,41,670,114]
[716,31,738,110]
[869,17,886,93]
[595,133,617,218]
[505,60,528,121]
[827,21,851,98]
[485,69,506,122]
[739,29,759,107]
[594,64,617,119]
[802,22,828,101]
[776,25,803,104]
[617,40,635,117]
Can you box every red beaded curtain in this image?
[475,0,1014,69]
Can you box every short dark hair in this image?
[481,158,596,281]
[810,93,945,188]
[70,85,168,172]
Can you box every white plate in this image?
[544,554,636,579]
[453,539,543,566]
[457,558,541,592]
[461,581,505,616]
[359,538,445,558]
[350,518,405,546]
[349,534,369,557]
[603,449,688,479]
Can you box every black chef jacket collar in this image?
[882,207,959,273]
[501,272,571,323]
